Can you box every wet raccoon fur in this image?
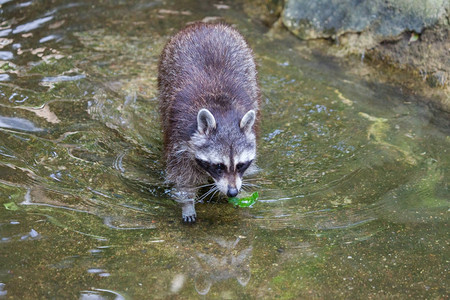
[158,22,260,223]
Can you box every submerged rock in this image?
[243,0,284,26]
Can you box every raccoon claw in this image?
[182,214,197,223]
[180,199,196,223]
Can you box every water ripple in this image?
[0,116,43,132]
[41,74,86,82]
[12,16,54,34]
[0,74,10,81]
[39,34,62,43]
[0,51,13,60]
[113,151,126,173]
[0,29,12,37]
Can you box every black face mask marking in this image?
[195,158,225,179]
[236,160,253,175]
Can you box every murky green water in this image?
[0,0,448,298]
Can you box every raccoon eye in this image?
[215,163,226,172]
[236,160,252,173]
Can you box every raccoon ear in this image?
[197,108,216,135]
[240,110,256,134]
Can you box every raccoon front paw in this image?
[181,201,197,223]
[182,213,197,223]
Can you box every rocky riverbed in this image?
[245,0,449,114]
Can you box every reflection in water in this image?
[0,0,448,299]
[80,288,126,300]
[191,237,252,295]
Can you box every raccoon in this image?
[158,22,260,223]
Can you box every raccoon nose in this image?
[227,187,238,197]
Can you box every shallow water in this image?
[0,0,448,298]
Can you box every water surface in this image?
[0,0,448,298]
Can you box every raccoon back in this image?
[158,22,260,149]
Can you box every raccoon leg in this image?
[174,187,197,223]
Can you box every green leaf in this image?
[409,32,419,43]
[4,202,19,211]
[228,191,259,207]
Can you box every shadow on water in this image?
[0,0,448,298]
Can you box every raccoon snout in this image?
[227,186,239,197]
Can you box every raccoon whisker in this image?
[242,182,261,188]
[196,183,217,201]
[242,179,260,184]
[242,182,259,187]
[246,178,271,184]
[198,190,213,203]
[241,182,259,193]
[198,186,218,202]
[206,188,219,203]
[207,189,220,203]
[242,184,256,191]
[197,190,208,202]
[194,183,216,189]
[243,178,261,182]
[244,182,264,187]
[242,185,259,190]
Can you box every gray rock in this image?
[282,0,449,40]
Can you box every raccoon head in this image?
[190,108,256,198]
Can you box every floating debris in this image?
[228,192,259,207]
